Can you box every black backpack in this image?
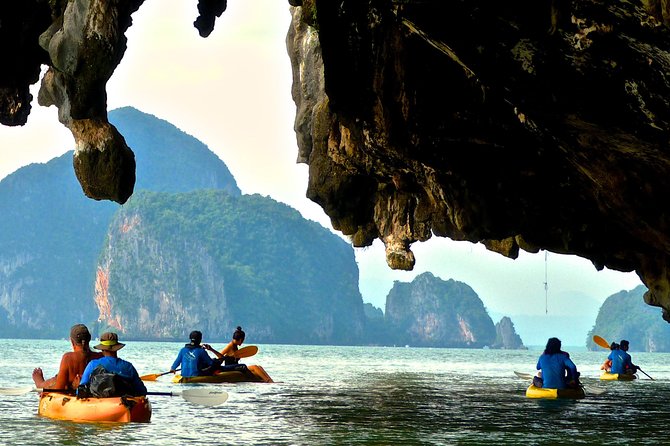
[78,365,136,397]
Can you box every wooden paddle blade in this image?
[593,335,610,349]
[0,387,73,395]
[583,385,607,395]
[233,345,258,359]
[0,386,35,395]
[513,371,534,380]
[140,373,161,381]
[181,389,229,406]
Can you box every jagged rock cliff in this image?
[286,1,670,323]
[4,1,670,321]
[0,107,239,338]
[96,190,366,344]
[491,316,526,350]
[587,285,670,352]
[384,272,496,347]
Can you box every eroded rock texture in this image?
[492,316,526,350]
[384,272,497,348]
[287,0,670,320]
[5,1,670,320]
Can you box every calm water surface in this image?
[1,340,670,445]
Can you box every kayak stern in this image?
[525,384,585,399]
[38,392,152,423]
[600,372,637,381]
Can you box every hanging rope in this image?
[544,251,548,314]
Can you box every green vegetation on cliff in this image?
[383,272,497,348]
[99,190,366,344]
[587,285,670,352]
[0,106,243,338]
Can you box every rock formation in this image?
[287,1,670,322]
[384,272,496,348]
[0,107,367,342]
[97,190,366,344]
[5,1,670,320]
[587,285,670,352]
[0,107,239,339]
[491,316,526,350]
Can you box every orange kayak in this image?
[38,392,152,423]
[172,365,273,384]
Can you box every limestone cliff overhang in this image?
[3,0,670,318]
[287,0,670,320]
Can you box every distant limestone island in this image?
[365,272,526,349]
[0,106,525,349]
[588,285,670,352]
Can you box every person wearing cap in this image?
[609,339,639,376]
[170,330,221,377]
[32,323,103,390]
[78,332,147,396]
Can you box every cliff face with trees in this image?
[0,107,366,344]
[383,272,498,348]
[587,285,670,352]
[491,317,526,350]
[0,105,513,346]
[95,190,366,344]
[0,107,239,338]
[0,104,527,346]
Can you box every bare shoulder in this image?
[60,351,75,361]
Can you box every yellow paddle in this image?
[592,335,610,349]
[232,345,258,359]
[140,369,178,382]
[593,335,654,380]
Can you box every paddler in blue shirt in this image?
[170,330,222,377]
[609,339,638,375]
[79,332,147,396]
[600,342,619,373]
[535,337,580,389]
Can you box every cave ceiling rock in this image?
[34,0,146,203]
[1,0,227,204]
[4,0,670,318]
[286,0,670,320]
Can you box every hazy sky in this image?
[0,0,643,325]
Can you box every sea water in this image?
[1,339,669,445]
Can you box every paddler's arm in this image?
[169,350,183,373]
[202,343,224,359]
